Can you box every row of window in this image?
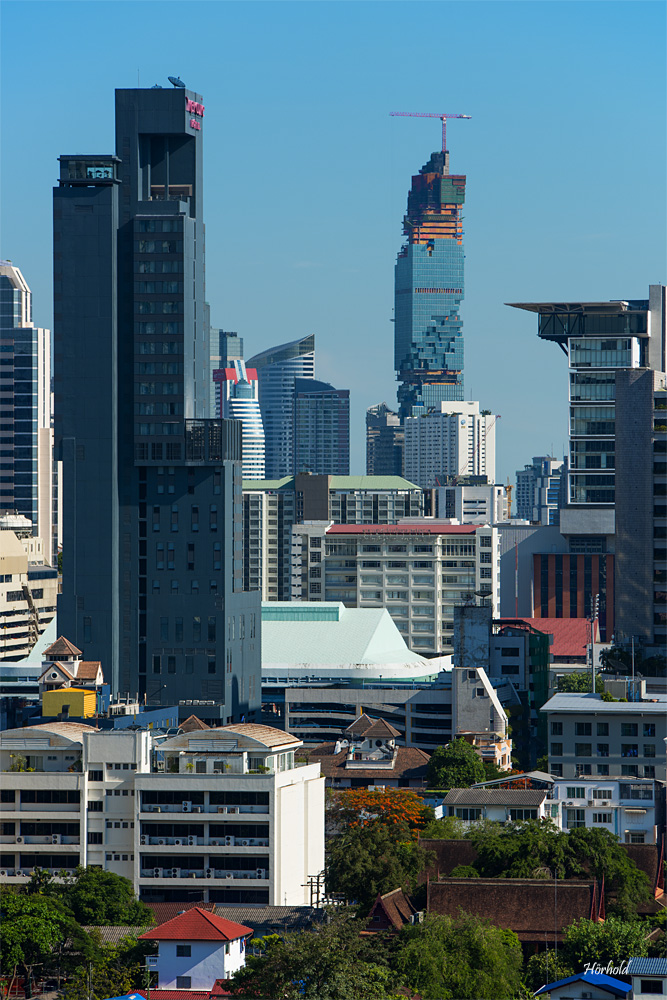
[552,721,656,737]
[552,743,656,757]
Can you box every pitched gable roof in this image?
[309,741,429,782]
[139,906,252,942]
[535,970,631,997]
[344,713,374,737]
[43,636,82,658]
[39,662,75,683]
[75,661,103,680]
[180,715,211,733]
[362,718,401,740]
[367,888,416,931]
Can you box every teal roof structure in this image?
[261,602,428,667]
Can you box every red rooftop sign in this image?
[186,99,205,117]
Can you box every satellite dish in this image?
[168,76,186,89]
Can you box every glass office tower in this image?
[395,151,466,419]
[54,86,261,716]
[0,262,54,563]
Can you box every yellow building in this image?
[42,688,96,719]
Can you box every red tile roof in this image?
[144,900,212,926]
[506,617,593,658]
[309,742,429,783]
[132,990,215,1000]
[179,715,211,733]
[43,636,83,657]
[366,888,416,931]
[326,523,478,535]
[75,661,103,680]
[139,906,252,943]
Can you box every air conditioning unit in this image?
[192,806,202,813]
[171,868,180,878]
[206,868,214,878]
[226,873,234,879]
[256,868,266,877]
[210,839,219,847]
[213,770,222,774]
[601,801,610,807]
[240,839,250,847]
[140,835,147,845]
[182,801,192,813]
[187,836,196,846]
[0,870,6,877]
[52,834,61,845]
[217,807,227,814]
[228,807,239,814]
[153,868,163,878]
[174,839,183,846]
[224,835,235,846]
[157,839,166,846]
[16,836,23,844]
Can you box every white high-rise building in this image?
[215,361,266,480]
[403,401,496,490]
[515,456,564,524]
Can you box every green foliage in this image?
[228,913,404,999]
[0,888,91,992]
[524,952,574,992]
[563,916,648,968]
[57,866,153,926]
[63,938,148,1000]
[556,672,603,694]
[325,819,432,912]
[420,815,466,840]
[426,738,486,789]
[449,864,479,878]
[467,821,651,915]
[393,912,524,1000]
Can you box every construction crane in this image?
[390,112,471,153]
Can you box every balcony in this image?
[140,868,269,881]
[140,804,269,815]
[3,835,80,846]
[138,835,269,847]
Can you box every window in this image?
[88,832,103,844]
[592,789,612,799]
[176,945,191,958]
[639,980,663,995]
[592,813,612,824]
[454,808,481,821]
[566,809,586,829]
[643,723,656,737]
[176,978,191,990]
[576,764,592,776]
[621,744,638,757]
[621,723,638,736]
[597,744,609,757]
[88,770,103,782]
[551,722,563,735]
[575,744,592,757]
[575,723,591,736]
[597,764,609,775]
[88,801,103,812]
[597,722,609,736]
[644,744,656,757]
[566,787,585,799]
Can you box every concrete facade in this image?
[403,402,496,490]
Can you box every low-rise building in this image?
[442,787,551,825]
[627,958,667,1000]
[551,776,662,845]
[534,970,631,999]
[308,715,430,789]
[140,906,253,988]
[291,520,499,656]
[0,516,57,661]
[542,692,667,781]
[0,721,324,906]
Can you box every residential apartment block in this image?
[366,403,403,477]
[403,402,496,490]
[543,692,667,782]
[291,521,499,655]
[0,516,58,661]
[242,475,424,601]
[0,721,324,906]
[514,455,564,525]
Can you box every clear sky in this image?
[1,0,665,483]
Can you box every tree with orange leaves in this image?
[327,787,433,832]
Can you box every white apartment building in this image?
[403,402,496,490]
[551,777,661,845]
[543,692,667,782]
[0,721,325,906]
[433,482,508,524]
[515,456,564,525]
[291,520,500,655]
[0,517,58,661]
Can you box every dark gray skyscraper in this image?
[293,378,350,475]
[366,403,403,476]
[54,85,261,718]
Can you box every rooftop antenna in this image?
[390,111,471,153]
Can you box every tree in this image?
[420,815,466,840]
[563,916,649,969]
[228,913,405,1000]
[63,936,149,1000]
[557,673,604,694]
[523,952,574,992]
[426,739,486,789]
[57,866,153,926]
[467,821,650,915]
[327,788,433,832]
[449,864,479,877]
[393,912,524,1000]
[326,819,432,912]
[0,889,90,998]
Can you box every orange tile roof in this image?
[43,636,83,657]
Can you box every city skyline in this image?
[1,1,665,483]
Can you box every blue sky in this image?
[1,0,665,482]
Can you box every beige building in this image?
[0,518,57,660]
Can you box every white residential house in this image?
[140,906,252,988]
[627,958,667,1000]
[442,787,551,825]
[551,777,661,845]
